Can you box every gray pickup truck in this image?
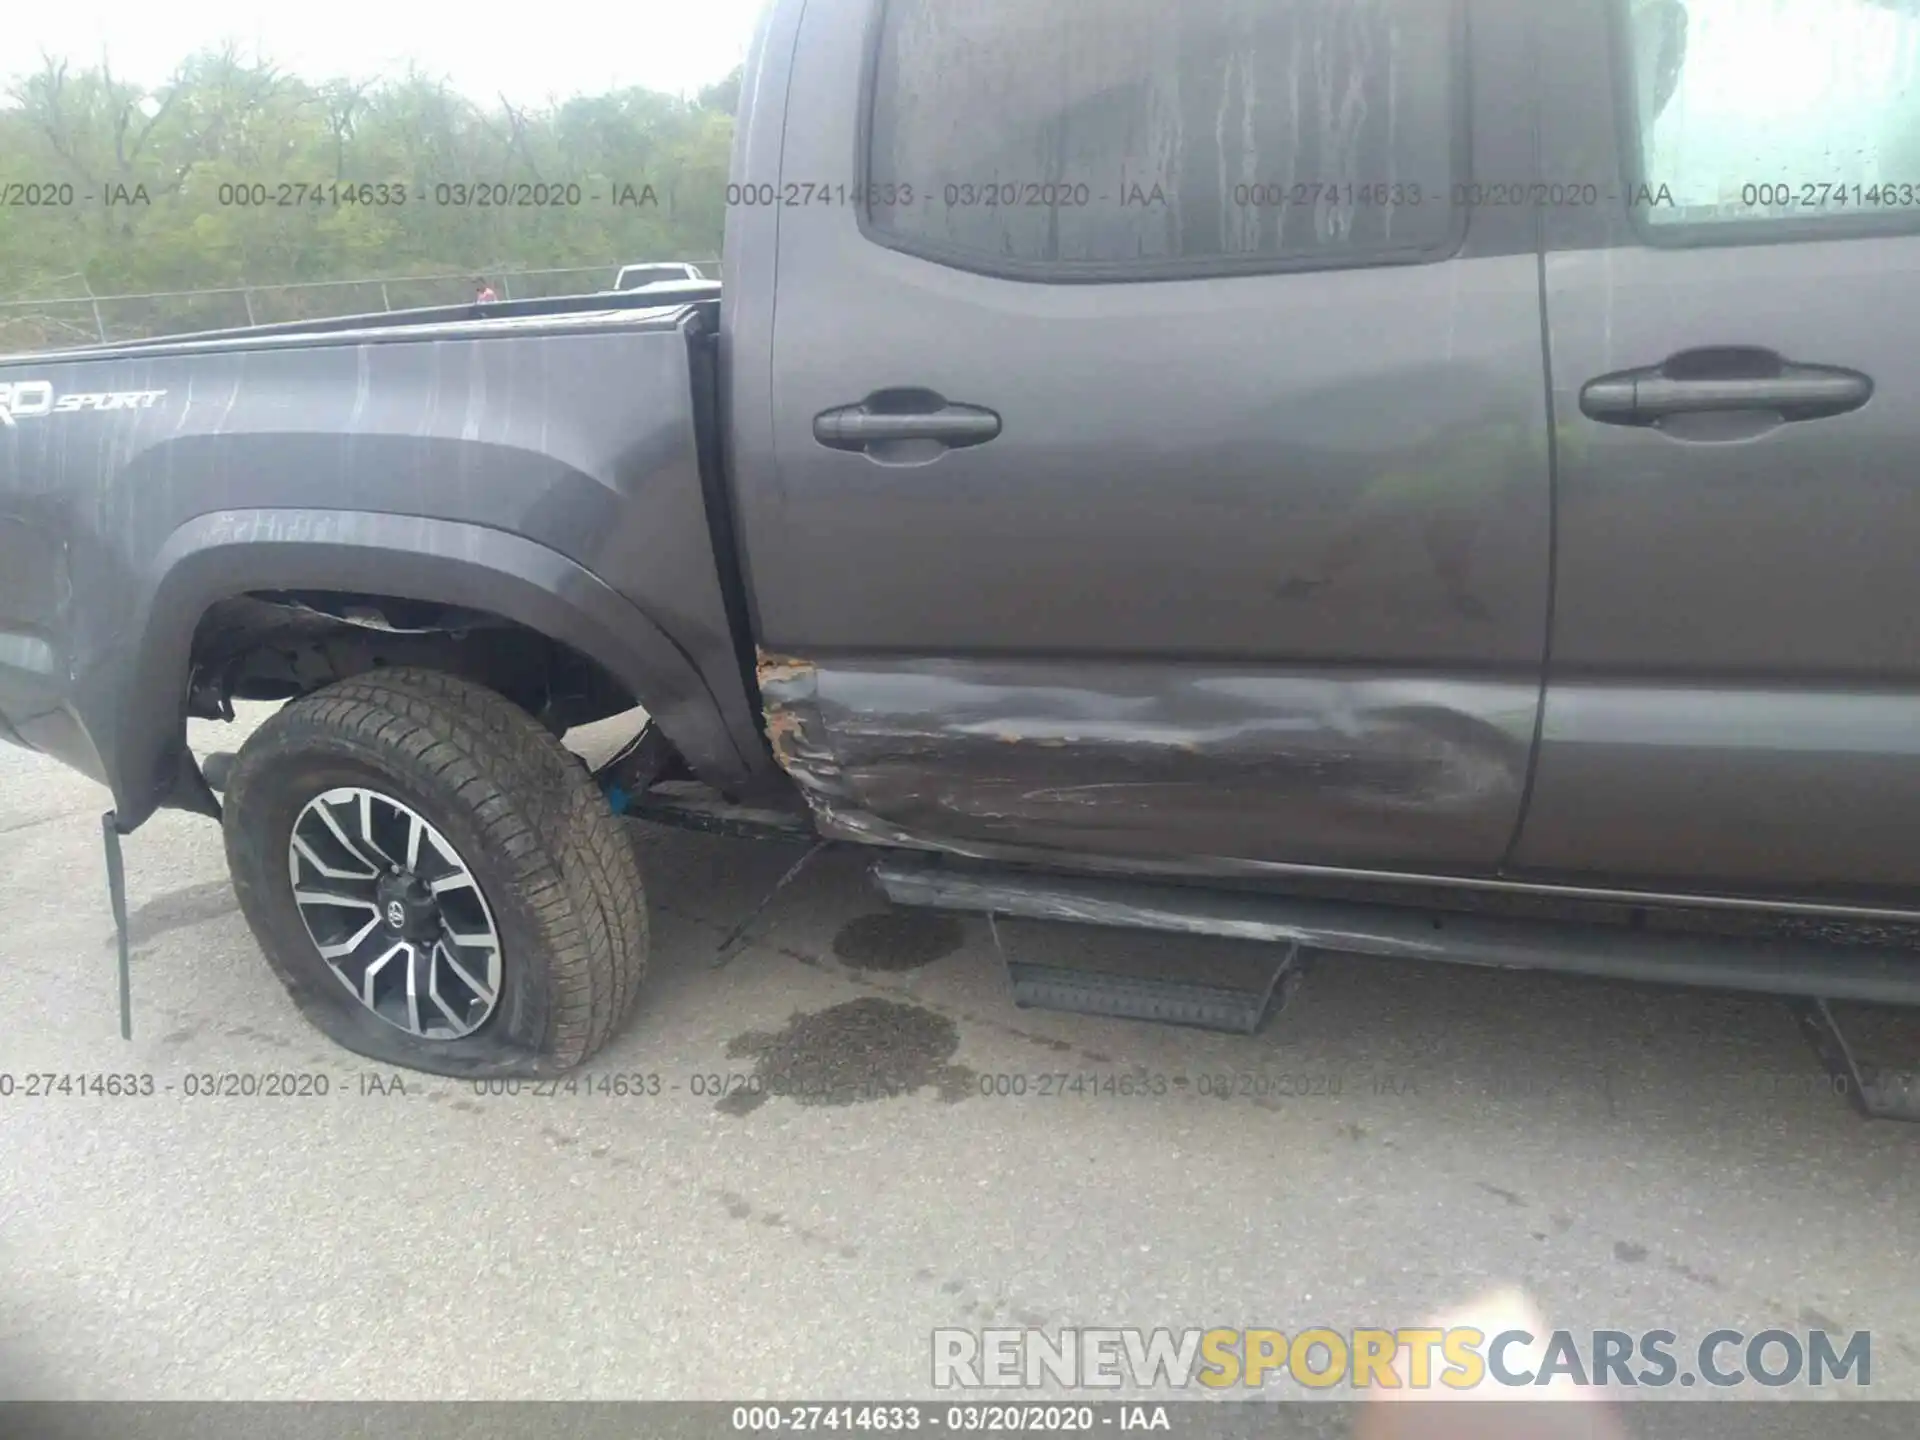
[4,0,1919,1112]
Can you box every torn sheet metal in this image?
[757,648,929,849]
[757,650,1538,872]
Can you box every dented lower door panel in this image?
[760,652,1540,874]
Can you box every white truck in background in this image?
[612,262,708,292]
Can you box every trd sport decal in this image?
[0,381,168,426]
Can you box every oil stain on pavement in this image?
[717,997,975,1114]
[830,911,964,971]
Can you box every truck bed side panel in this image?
[0,306,768,822]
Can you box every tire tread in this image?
[222,668,648,1073]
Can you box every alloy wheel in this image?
[286,787,503,1040]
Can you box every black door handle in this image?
[1581,348,1872,427]
[814,390,1002,453]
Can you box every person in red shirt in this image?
[474,278,498,303]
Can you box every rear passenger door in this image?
[1516,0,1920,899]
[741,0,1553,876]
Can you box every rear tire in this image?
[221,668,649,1077]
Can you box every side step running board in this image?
[875,857,1920,1120]
[873,858,1920,1006]
[1795,999,1920,1123]
[1001,941,1305,1036]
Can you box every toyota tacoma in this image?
[3,0,1917,1114]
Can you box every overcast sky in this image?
[6,0,767,105]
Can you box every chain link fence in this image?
[0,261,723,352]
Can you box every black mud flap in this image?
[101,812,133,1040]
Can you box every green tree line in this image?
[0,51,737,345]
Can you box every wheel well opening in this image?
[186,590,648,739]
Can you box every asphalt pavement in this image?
[2,706,1917,1405]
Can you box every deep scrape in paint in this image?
[756,647,927,847]
[754,650,1538,872]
